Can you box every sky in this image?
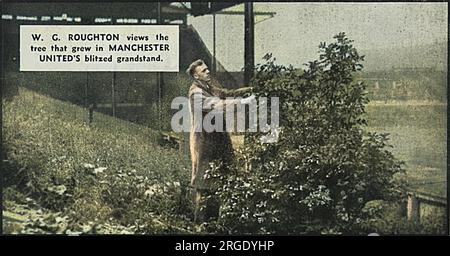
[187,3,448,71]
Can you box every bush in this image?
[209,33,405,234]
[359,200,447,235]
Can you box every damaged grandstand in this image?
[2,2,274,130]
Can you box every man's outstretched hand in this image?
[241,94,256,105]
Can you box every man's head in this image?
[187,59,211,83]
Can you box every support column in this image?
[111,72,116,117]
[157,2,164,129]
[407,193,421,221]
[212,13,217,74]
[244,2,255,86]
[110,17,116,118]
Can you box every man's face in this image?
[193,63,211,83]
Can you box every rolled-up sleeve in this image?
[191,88,240,114]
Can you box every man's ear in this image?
[193,73,199,80]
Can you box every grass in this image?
[366,103,447,197]
[2,87,192,234]
[3,87,191,182]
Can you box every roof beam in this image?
[213,10,276,17]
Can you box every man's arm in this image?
[190,88,255,114]
[190,88,239,114]
[211,85,253,98]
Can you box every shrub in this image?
[209,33,405,234]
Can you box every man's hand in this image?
[234,86,254,96]
[241,94,256,105]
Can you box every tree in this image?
[208,33,405,234]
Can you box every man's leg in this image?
[194,189,206,224]
[194,189,219,224]
[204,191,220,221]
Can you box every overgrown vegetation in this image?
[208,33,408,234]
[2,33,446,235]
[2,88,193,234]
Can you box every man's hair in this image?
[186,59,205,78]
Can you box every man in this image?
[186,59,254,224]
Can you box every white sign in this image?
[20,25,179,72]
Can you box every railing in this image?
[406,191,447,221]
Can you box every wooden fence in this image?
[406,191,447,221]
